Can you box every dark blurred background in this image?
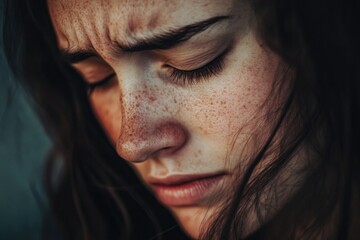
[0,5,51,239]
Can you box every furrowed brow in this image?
[120,15,231,52]
[60,15,231,63]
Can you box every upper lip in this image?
[148,172,226,186]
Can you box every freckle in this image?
[148,96,156,102]
[199,126,209,135]
[126,17,136,34]
[135,103,140,107]
[173,98,177,104]
[148,13,160,29]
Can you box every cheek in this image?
[90,89,122,144]
[187,49,280,142]
[220,53,281,169]
[226,57,278,131]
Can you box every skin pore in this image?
[47,0,293,238]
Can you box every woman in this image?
[2,0,359,239]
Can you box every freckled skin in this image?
[47,0,291,238]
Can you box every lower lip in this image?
[152,174,225,206]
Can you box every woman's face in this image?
[48,0,283,238]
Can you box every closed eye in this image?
[165,47,229,86]
[86,73,116,94]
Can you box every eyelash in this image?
[167,50,226,86]
[86,74,116,94]
[85,49,228,93]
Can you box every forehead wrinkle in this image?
[60,1,137,58]
[86,1,112,48]
[49,7,89,53]
[107,0,180,44]
[67,10,114,58]
[50,0,242,60]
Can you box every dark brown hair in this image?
[202,1,360,239]
[2,0,360,239]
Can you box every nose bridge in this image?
[118,83,156,147]
[116,60,160,128]
[113,58,186,163]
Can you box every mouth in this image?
[148,172,226,206]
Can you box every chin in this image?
[170,205,215,240]
[181,221,201,239]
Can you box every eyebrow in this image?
[61,15,230,64]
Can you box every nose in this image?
[114,62,188,163]
[117,120,188,163]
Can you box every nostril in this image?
[116,121,188,163]
[161,146,172,151]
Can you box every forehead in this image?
[47,0,245,52]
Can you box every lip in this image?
[148,172,226,206]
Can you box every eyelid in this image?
[164,46,230,86]
[86,73,117,93]
[72,56,113,79]
[162,45,227,70]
